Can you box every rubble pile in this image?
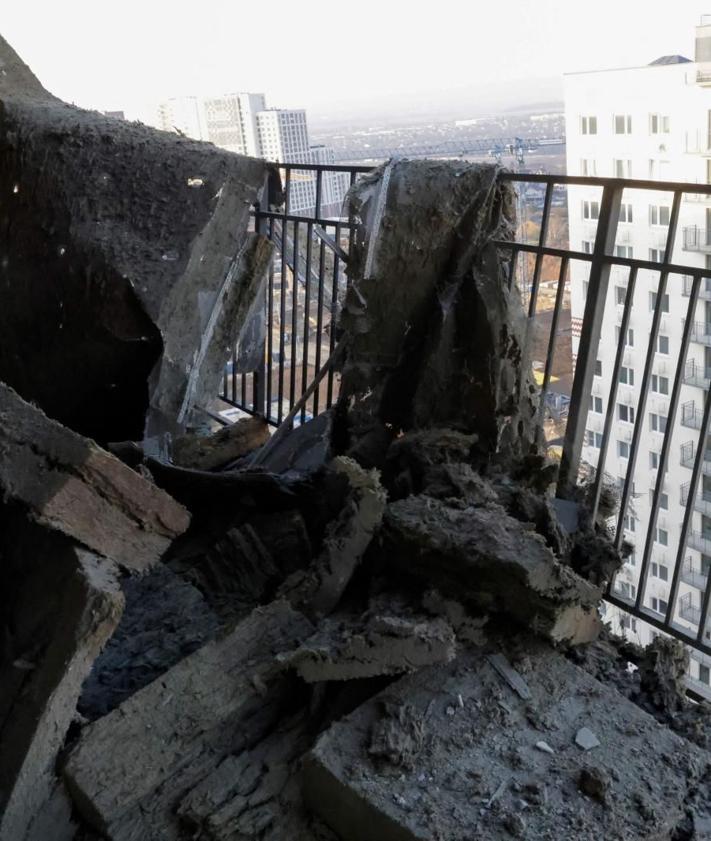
[1,37,711,841]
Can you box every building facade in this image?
[566,21,711,694]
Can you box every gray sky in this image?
[4,1,711,120]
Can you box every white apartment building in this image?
[566,20,711,694]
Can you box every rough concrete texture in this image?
[282,609,456,682]
[172,415,270,470]
[338,160,539,464]
[0,382,190,571]
[63,601,313,840]
[382,495,603,645]
[0,533,123,841]
[304,643,711,841]
[0,35,274,444]
[279,457,387,618]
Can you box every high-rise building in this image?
[155,96,347,214]
[565,19,711,694]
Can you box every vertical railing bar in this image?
[232,342,238,406]
[697,533,711,642]
[315,168,323,219]
[507,247,518,292]
[632,192,683,610]
[290,221,300,414]
[537,256,568,423]
[266,217,275,423]
[327,221,342,408]
[284,167,291,216]
[277,219,288,425]
[527,181,554,318]
[667,277,708,625]
[313,235,327,418]
[557,183,623,497]
[590,265,639,520]
[301,220,314,424]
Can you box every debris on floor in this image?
[1,35,710,841]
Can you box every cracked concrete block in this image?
[282,612,456,682]
[0,534,124,841]
[63,601,313,840]
[303,643,711,841]
[381,495,602,645]
[0,382,190,571]
[0,35,274,444]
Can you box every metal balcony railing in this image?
[680,482,711,516]
[688,531,711,555]
[682,274,711,299]
[683,359,711,388]
[220,165,711,661]
[683,225,711,252]
[679,593,703,625]
[680,556,710,591]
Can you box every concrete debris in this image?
[0,35,275,446]
[0,382,190,571]
[303,643,711,841]
[171,415,270,470]
[575,727,601,751]
[0,45,703,840]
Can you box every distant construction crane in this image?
[332,135,565,165]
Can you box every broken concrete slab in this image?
[382,495,602,645]
[282,611,456,683]
[0,534,123,841]
[171,414,269,471]
[63,601,313,839]
[303,643,711,841]
[0,382,190,570]
[278,457,387,617]
[0,35,275,444]
[337,160,539,463]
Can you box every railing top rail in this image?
[499,171,711,195]
[274,161,372,174]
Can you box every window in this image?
[617,581,636,600]
[649,114,670,134]
[595,360,602,376]
[582,240,594,254]
[651,561,669,581]
[619,366,635,386]
[614,115,632,134]
[590,395,603,413]
[618,404,635,423]
[618,440,630,458]
[615,326,634,346]
[582,200,600,220]
[651,597,668,614]
[615,285,626,305]
[627,551,637,567]
[615,245,634,258]
[650,451,660,469]
[651,374,669,395]
[581,159,597,177]
[614,159,632,177]
[649,205,671,226]
[623,513,636,532]
[655,528,669,546]
[649,248,663,262]
[656,335,670,354]
[650,292,670,313]
[586,430,603,448]
[700,665,710,686]
[620,614,638,632]
[581,116,598,135]
[650,413,668,433]
[619,203,634,223]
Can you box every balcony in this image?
[681,400,704,429]
[680,441,711,473]
[683,226,711,253]
[687,531,711,555]
[680,555,710,591]
[685,128,711,153]
[690,320,711,345]
[682,359,711,388]
[682,275,711,300]
[679,592,703,624]
[680,482,711,516]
